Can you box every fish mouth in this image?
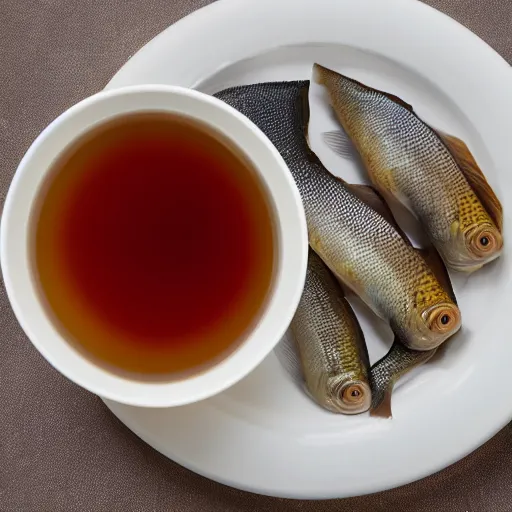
[329,379,372,415]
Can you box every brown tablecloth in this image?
[1,1,511,510]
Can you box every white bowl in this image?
[0,85,308,407]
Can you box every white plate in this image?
[102,0,512,499]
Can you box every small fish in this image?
[215,81,461,351]
[314,63,503,273]
[290,249,371,414]
[370,340,436,418]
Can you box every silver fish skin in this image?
[291,249,371,414]
[314,63,503,273]
[215,82,460,351]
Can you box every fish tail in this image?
[313,63,338,86]
[370,388,393,418]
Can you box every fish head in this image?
[397,279,461,350]
[442,204,503,272]
[325,375,371,415]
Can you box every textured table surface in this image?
[1,1,511,510]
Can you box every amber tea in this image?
[33,112,275,376]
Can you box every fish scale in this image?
[215,81,459,351]
[290,249,370,414]
[315,64,501,271]
[348,90,469,235]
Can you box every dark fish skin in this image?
[214,82,460,351]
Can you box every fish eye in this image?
[468,227,502,257]
[426,305,460,335]
[475,232,495,252]
[342,384,366,404]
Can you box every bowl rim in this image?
[0,84,308,407]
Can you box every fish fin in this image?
[345,184,411,245]
[370,389,392,418]
[417,246,457,304]
[313,63,414,112]
[435,131,503,232]
[322,130,359,160]
[312,63,330,86]
[297,82,325,165]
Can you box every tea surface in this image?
[34,113,275,375]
